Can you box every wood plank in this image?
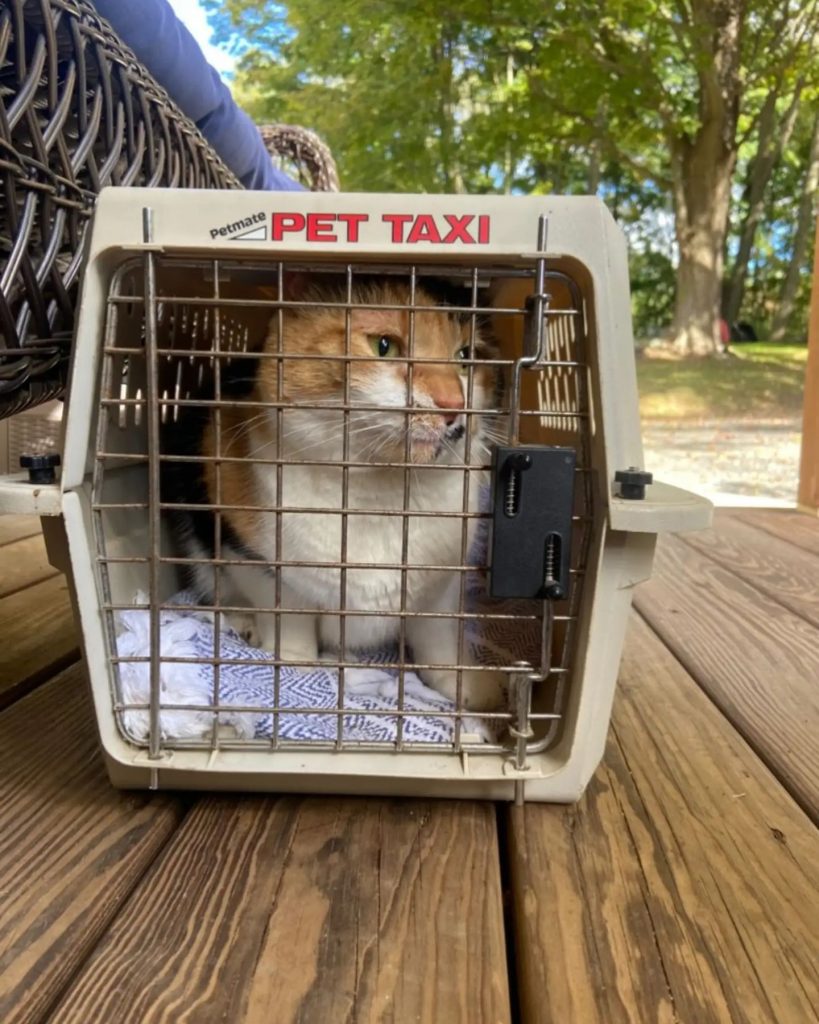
[680,512,819,628]
[0,574,79,707]
[0,532,58,600]
[633,533,819,821]
[798,215,819,511]
[731,507,819,558]
[0,514,40,547]
[0,664,185,1024]
[508,615,819,1024]
[50,797,510,1024]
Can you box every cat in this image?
[164,277,506,711]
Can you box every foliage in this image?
[204,0,819,348]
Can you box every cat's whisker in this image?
[266,421,389,462]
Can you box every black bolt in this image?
[615,466,653,500]
[543,584,565,601]
[20,452,61,485]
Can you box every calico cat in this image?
[164,277,506,711]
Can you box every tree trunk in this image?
[671,143,734,356]
[771,113,819,342]
[725,82,803,325]
[670,0,744,357]
[502,53,515,194]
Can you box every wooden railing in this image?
[798,217,819,513]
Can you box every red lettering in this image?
[306,213,337,242]
[382,214,413,243]
[477,215,490,244]
[337,213,368,242]
[271,212,306,241]
[406,214,442,244]
[442,214,475,244]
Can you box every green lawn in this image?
[637,342,808,421]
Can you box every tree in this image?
[207,0,819,354]
[771,113,819,341]
[531,0,819,354]
[724,80,804,326]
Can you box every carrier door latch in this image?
[489,446,576,600]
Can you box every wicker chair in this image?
[0,0,338,427]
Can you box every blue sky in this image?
[168,0,235,76]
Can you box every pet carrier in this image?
[0,187,711,801]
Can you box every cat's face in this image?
[256,281,496,465]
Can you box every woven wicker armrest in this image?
[258,124,340,193]
[0,1,230,419]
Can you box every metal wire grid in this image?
[90,246,594,762]
[0,0,241,418]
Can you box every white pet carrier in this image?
[0,188,711,801]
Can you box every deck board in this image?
[0,665,185,1024]
[0,532,59,600]
[681,512,819,628]
[731,507,819,558]
[0,514,41,547]
[50,797,511,1024]
[0,573,79,707]
[633,532,819,822]
[508,614,819,1024]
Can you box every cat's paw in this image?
[421,667,508,711]
[223,612,261,647]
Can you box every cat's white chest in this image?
[252,460,477,611]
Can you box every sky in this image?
[167,0,235,76]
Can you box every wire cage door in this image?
[89,241,595,767]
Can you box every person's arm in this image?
[91,0,303,191]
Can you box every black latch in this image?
[20,452,61,484]
[489,445,576,600]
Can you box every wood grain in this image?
[0,573,79,706]
[0,664,184,1024]
[798,215,819,511]
[633,532,819,821]
[508,614,819,1024]
[679,512,819,628]
[51,797,510,1024]
[731,507,819,558]
[0,532,58,599]
[0,514,41,547]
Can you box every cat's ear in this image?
[281,270,312,301]
[256,271,311,302]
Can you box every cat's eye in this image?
[456,344,472,370]
[370,334,399,358]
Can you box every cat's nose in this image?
[434,393,464,426]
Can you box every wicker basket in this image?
[0,0,241,420]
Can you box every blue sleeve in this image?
[91,0,304,192]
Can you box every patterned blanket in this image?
[114,532,541,746]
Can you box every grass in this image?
[637,342,808,421]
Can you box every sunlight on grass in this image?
[730,342,809,365]
[637,342,807,421]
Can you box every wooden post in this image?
[798,216,819,513]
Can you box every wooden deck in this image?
[1,510,818,1023]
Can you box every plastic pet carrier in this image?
[0,188,711,800]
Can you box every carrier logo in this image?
[270,212,491,245]
[209,211,267,241]
[208,211,491,245]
